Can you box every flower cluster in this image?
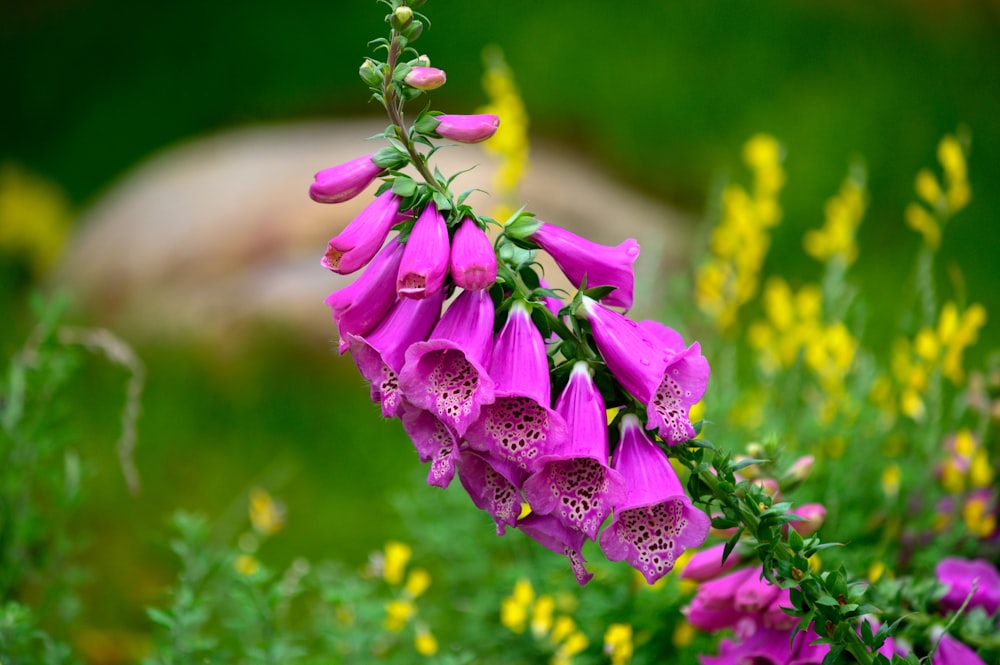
[370,540,438,656]
[500,579,589,665]
[309,0,711,585]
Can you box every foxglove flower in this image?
[599,414,710,584]
[700,627,797,665]
[347,290,444,418]
[517,512,594,585]
[529,222,640,310]
[310,154,383,203]
[581,298,709,445]
[930,628,987,665]
[522,361,626,539]
[456,448,526,535]
[322,191,405,274]
[449,217,497,290]
[404,66,446,90]
[785,503,826,537]
[397,204,449,299]
[732,566,779,613]
[466,300,569,473]
[401,405,461,488]
[935,557,1000,615]
[680,543,742,582]
[432,114,500,144]
[326,237,405,353]
[398,288,495,436]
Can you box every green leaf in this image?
[391,177,418,198]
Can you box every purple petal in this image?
[310,154,383,204]
[530,222,640,310]
[434,114,500,144]
[681,543,742,582]
[398,289,496,435]
[456,449,526,535]
[321,191,404,274]
[449,217,497,291]
[579,297,664,403]
[400,405,460,488]
[935,557,1000,615]
[646,341,710,445]
[516,512,594,585]
[397,204,449,299]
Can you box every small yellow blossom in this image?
[531,595,556,638]
[915,169,942,208]
[962,496,996,538]
[868,561,886,583]
[501,579,535,633]
[0,163,72,276]
[234,554,260,577]
[549,615,577,644]
[672,620,696,649]
[881,464,901,498]
[970,449,994,489]
[248,487,286,537]
[404,568,431,598]
[804,171,866,266]
[604,623,634,665]
[384,599,416,632]
[383,541,412,586]
[478,46,529,205]
[414,625,438,656]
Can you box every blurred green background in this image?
[2,0,999,651]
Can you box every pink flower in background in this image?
[935,557,1000,615]
[599,414,710,584]
[321,191,405,274]
[397,204,449,299]
[310,154,383,203]
[530,222,640,310]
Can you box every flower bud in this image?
[432,114,500,144]
[779,455,814,492]
[786,503,826,537]
[391,6,413,30]
[404,66,446,91]
[359,58,382,87]
[450,217,497,290]
[310,154,384,204]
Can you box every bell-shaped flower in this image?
[598,414,710,584]
[733,567,779,613]
[639,320,710,445]
[449,217,497,290]
[310,154,384,204]
[785,503,826,538]
[517,512,594,585]
[692,566,756,611]
[400,404,461,488]
[680,543,742,582]
[529,222,640,310]
[347,290,444,418]
[930,628,987,665]
[935,557,1000,615]
[433,114,500,144]
[397,204,449,299]
[403,66,446,91]
[456,448,526,535]
[522,361,626,539]
[322,191,405,274]
[761,588,796,630]
[325,237,405,353]
[465,300,569,473]
[398,288,496,436]
[700,627,798,665]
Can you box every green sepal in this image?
[414,112,443,136]
[372,146,410,170]
[504,209,542,239]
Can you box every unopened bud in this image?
[391,6,413,30]
[745,442,765,460]
[414,54,431,68]
[780,455,815,492]
[786,503,826,537]
[403,66,446,91]
[359,58,382,87]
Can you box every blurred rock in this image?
[59,120,690,349]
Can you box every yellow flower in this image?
[384,599,416,632]
[478,46,530,204]
[234,554,260,577]
[604,623,634,665]
[248,487,285,537]
[905,202,941,250]
[404,568,431,598]
[868,561,886,583]
[501,579,535,633]
[531,595,556,638]
[881,464,901,498]
[414,625,438,656]
[962,495,996,538]
[915,169,942,208]
[804,172,866,265]
[0,162,72,277]
[970,449,994,489]
[549,615,577,644]
[672,620,696,649]
[938,302,986,385]
[383,541,412,586]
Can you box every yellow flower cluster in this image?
[938,429,994,496]
[695,134,785,332]
[747,278,857,422]
[0,162,72,277]
[378,541,438,656]
[233,487,287,577]
[884,301,987,421]
[803,171,867,266]
[501,579,589,665]
[905,132,971,250]
[477,46,530,222]
[603,623,634,665]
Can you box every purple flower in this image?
[325,237,405,353]
[400,405,461,488]
[449,217,497,290]
[680,543,742,582]
[598,414,710,584]
[935,557,1000,615]
[347,291,444,418]
[522,361,626,539]
[699,627,796,665]
[785,503,827,537]
[404,66,446,90]
[398,288,495,436]
[309,154,384,204]
[580,298,709,445]
[733,567,780,613]
[456,448,526,535]
[433,114,500,144]
[397,204,449,299]
[517,512,594,585]
[930,629,988,665]
[465,301,569,473]
[321,191,405,274]
[529,222,640,310]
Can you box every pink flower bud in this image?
[786,503,826,537]
[404,66,446,91]
[397,204,449,299]
[449,217,497,290]
[309,154,384,204]
[680,543,742,582]
[433,114,500,144]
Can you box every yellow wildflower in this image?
[384,599,416,632]
[414,625,438,656]
[962,495,996,538]
[248,487,285,537]
[501,579,535,633]
[552,630,589,665]
[383,541,412,586]
[937,302,986,385]
[673,620,696,649]
[549,615,577,644]
[868,561,886,583]
[478,46,530,204]
[914,169,942,208]
[531,595,556,638]
[970,449,994,489]
[804,171,866,266]
[404,568,431,598]
[604,623,634,665]
[905,203,940,250]
[881,464,901,498]
[0,163,72,276]
[234,554,260,577]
